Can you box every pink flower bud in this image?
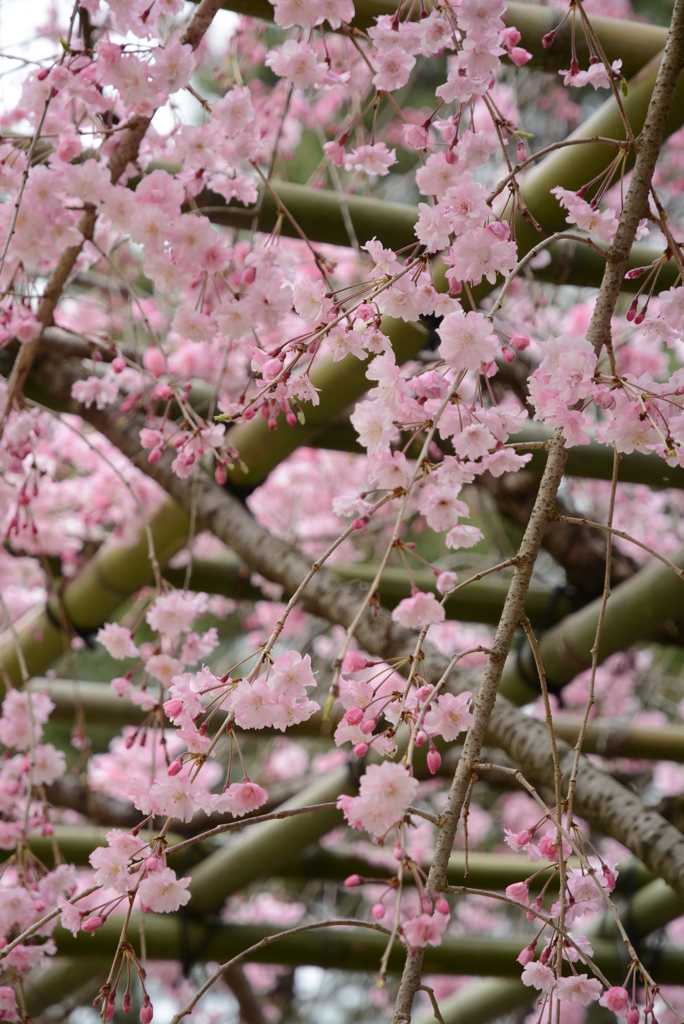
[353,742,368,757]
[360,718,375,735]
[435,898,450,915]
[505,881,530,904]
[510,334,530,351]
[517,943,536,966]
[421,896,433,913]
[600,987,630,1016]
[517,142,527,162]
[526,895,543,923]
[146,857,160,872]
[148,448,162,464]
[163,699,183,719]
[502,347,516,363]
[243,407,255,420]
[372,902,386,920]
[595,387,617,410]
[112,357,126,373]
[393,843,404,861]
[268,418,277,431]
[215,464,228,486]
[140,998,154,1024]
[342,652,368,673]
[415,729,428,747]
[627,1009,640,1024]
[352,516,369,530]
[427,748,441,774]
[286,412,297,427]
[345,707,364,726]
[107,995,116,1021]
[514,829,532,846]
[42,823,54,836]
[82,916,104,932]
[123,992,131,1014]
[141,903,151,914]
[344,874,363,887]
[167,759,183,776]
[542,29,557,47]
[241,266,256,285]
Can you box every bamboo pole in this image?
[499,542,684,704]
[201,181,678,297]
[312,418,684,491]
[5,821,653,892]
[211,0,669,79]
[0,501,189,687]
[187,765,355,913]
[50,914,684,983]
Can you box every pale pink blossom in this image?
[599,987,630,1017]
[423,692,474,741]
[97,622,139,660]
[338,761,418,836]
[555,976,602,1005]
[345,142,397,177]
[372,46,415,92]
[521,961,556,993]
[403,911,448,948]
[437,309,499,370]
[350,400,396,457]
[139,868,191,913]
[392,591,446,628]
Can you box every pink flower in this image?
[0,985,19,1021]
[231,679,277,730]
[436,571,458,595]
[222,781,269,817]
[338,761,418,836]
[139,868,191,913]
[350,400,396,457]
[521,961,556,993]
[372,46,415,92]
[96,623,139,661]
[415,203,452,253]
[345,142,397,177]
[403,910,449,948]
[423,692,474,741]
[437,309,499,371]
[599,987,630,1017]
[444,225,518,286]
[392,592,446,629]
[552,187,619,243]
[71,376,119,410]
[555,975,602,1006]
[145,591,208,641]
[293,277,332,324]
[265,40,333,90]
[505,881,530,904]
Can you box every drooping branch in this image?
[1,0,226,419]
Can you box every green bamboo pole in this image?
[202,181,677,297]
[0,500,189,688]
[312,418,684,491]
[4,821,652,892]
[288,848,653,893]
[212,0,669,79]
[29,677,684,763]
[188,765,355,913]
[50,914,684,983]
[222,315,426,488]
[413,979,531,1024]
[178,557,573,626]
[499,542,684,704]
[23,957,110,1020]
[413,877,684,1024]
